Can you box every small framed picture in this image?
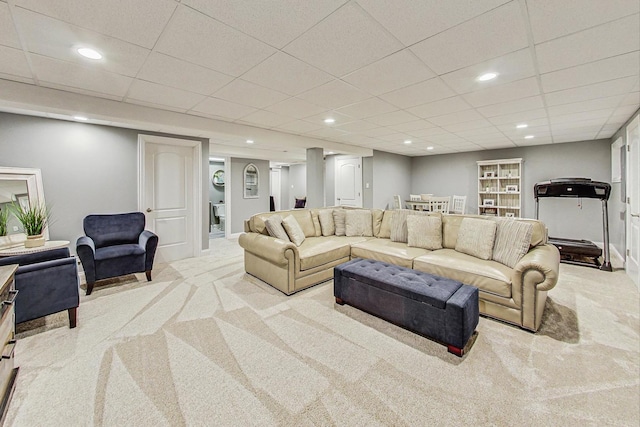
[483,171,495,178]
[505,185,518,192]
[484,199,495,206]
[505,212,515,218]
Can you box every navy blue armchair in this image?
[76,212,158,295]
[0,247,80,328]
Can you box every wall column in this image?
[306,147,324,208]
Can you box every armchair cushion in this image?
[95,244,145,260]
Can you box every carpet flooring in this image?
[5,238,639,426]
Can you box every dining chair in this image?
[393,195,402,209]
[429,196,451,213]
[451,195,467,214]
[409,194,422,201]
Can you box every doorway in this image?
[626,114,639,289]
[209,157,226,240]
[335,156,363,207]
[270,168,281,211]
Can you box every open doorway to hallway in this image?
[209,157,226,240]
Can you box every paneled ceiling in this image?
[0,0,638,159]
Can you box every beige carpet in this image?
[6,239,639,426]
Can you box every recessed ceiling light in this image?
[426,146,434,150]
[477,72,498,82]
[327,151,334,154]
[77,47,102,60]
[73,116,88,121]
[246,139,254,144]
[524,135,535,139]
[324,118,335,124]
[404,140,412,144]
[516,124,528,129]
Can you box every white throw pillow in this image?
[390,209,430,243]
[407,215,442,250]
[345,210,373,237]
[333,209,346,236]
[492,218,533,267]
[318,209,335,236]
[264,215,290,242]
[282,215,306,246]
[455,218,497,260]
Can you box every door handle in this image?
[146,208,153,213]
[631,213,640,217]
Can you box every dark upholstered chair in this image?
[0,247,80,328]
[294,197,306,208]
[76,212,158,295]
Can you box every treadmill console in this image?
[534,178,611,200]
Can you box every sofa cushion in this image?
[333,209,346,236]
[492,219,533,267]
[372,209,384,237]
[350,238,430,268]
[407,215,442,250]
[378,210,394,238]
[390,210,435,243]
[298,237,367,271]
[455,218,496,260]
[318,209,335,236]
[443,214,547,249]
[413,249,512,298]
[95,244,145,261]
[282,215,306,246]
[252,210,316,237]
[264,215,291,242]
[345,210,373,237]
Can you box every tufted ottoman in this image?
[334,258,479,356]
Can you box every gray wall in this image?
[306,148,324,208]
[410,139,615,244]
[363,156,373,208]
[229,158,270,233]
[0,112,210,252]
[372,150,412,209]
[289,163,306,207]
[280,166,290,210]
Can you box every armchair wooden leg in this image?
[145,270,152,282]
[86,282,94,296]
[68,307,78,329]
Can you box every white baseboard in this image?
[593,241,625,266]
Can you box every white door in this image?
[335,156,362,207]
[626,115,639,288]
[140,135,201,263]
[270,168,281,211]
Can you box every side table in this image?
[0,240,70,257]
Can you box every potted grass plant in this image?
[10,201,50,248]
[0,207,8,237]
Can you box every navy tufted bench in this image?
[334,258,479,356]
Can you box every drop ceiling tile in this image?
[264,98,326,120]
[611,104,640,118]
[357,0,510,46]
[599,123,624,136]
[212,79,289,109]
[544,76,638,106]
[137,52,234,95]
[304,127,351,139]
[620,91,640,106]
[335,98,397,119]
[191,97,257,119]
[536,14,640,74]
[473,140,516,149]
[379,78,455,109]
[407,127,452,139]
[30,54,132,97]
[495,118,550,132]
[500,125,551,138]
[428,109,485,126]
[0,45,31,79]
[488,108,549,126]
[342,50,435,96]
[276,120,324,134]
[241,52,334,96]
[283,2,402,77]
[335,120,379,133]
[456,126,505,138]
[361,127,400,138]
[553,133,599,143]
[155,6,276,77]
[551,125,602,136]
[477,96,545,118]
[15,8,150,77]
[462,77,540,107]
[540,52,640,93]
[236,110,292,128]
[303,110,353,126]
[442,119,493,133]
[297,80,370,109]
[0,3,21,49]
[386,120,435,133]
[440,49,536,95]
[549,108,613,125]
[526,0,640,44]
[126,79,205,111]
[410,2,528,74]
[375,132,412,142]
[547,95,626,116]
[407,96,471,119]
[365,110,418,126]
[514,137,553,146]
[182,0,346,48]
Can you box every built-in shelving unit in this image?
[477,158,523,217]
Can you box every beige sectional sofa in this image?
[239,208,560,332]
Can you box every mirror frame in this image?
[0,167,49,247]
[212,169,225,187]
[243,163,259,199]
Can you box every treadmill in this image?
[534,178,612,271]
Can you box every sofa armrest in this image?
[16,256,77,275]
[139,230,159,272]
[76,236,96,283]
[238,232,297,267]
[513,244,560,292]
[0,247,71,267]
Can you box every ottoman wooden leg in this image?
[335,297,345,305]
[447,344,464,357]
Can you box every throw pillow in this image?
[264,215,290,242]
[455,218,497,260]
[492,218,533,268]
[407,215,442,250]
[282,215,306,246]
[333,209,346,236]
[390,209,429,243]
[378,210,394,238]
[345,210,373,237]
[318,209,335,236]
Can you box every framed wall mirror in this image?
[212,169,225,187]
[243,163,259,199]
[0,167,49,247]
